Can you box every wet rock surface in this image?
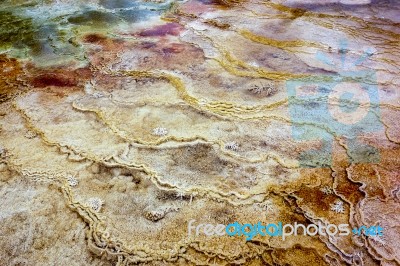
[0,0,399,265]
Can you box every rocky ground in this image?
[0,0,399,265]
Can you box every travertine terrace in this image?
[0,0,399,265]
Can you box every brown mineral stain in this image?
[295,185,335,216]
[334,169,364,204]
[294,164,363,221]
[161,43,186,54]
[204,19,231,29]
[138,23,183,37]
[29,67,92,99]
[198,0,244,7]
[347,164,386,199]
[32,74,78,88]
[0,55,24,103]
[82,33,126,52]
[83,33,107,44]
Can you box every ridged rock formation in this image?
[0,0,399,265]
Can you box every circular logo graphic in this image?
[328,82,370,125]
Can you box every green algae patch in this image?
[67,10,121,27]
[0,11,74,59]
[99,0,141,9]
[0,11,41,54]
